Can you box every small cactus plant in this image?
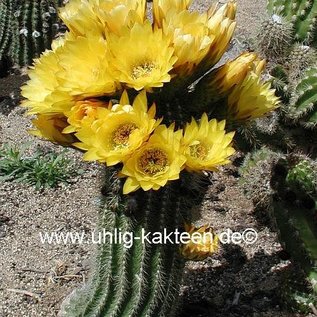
[260,0,317,125]
[239,147,281,209]
[240,151,317,312]
[242,3,317,307]
[272,156,317,311]
[0,0,64,67]
[267,0,317,45]
[287,66,317,129]
[237,0,317,154]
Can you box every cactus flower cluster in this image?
[20,1,281,316]
[21,0,279,195]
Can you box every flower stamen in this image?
[131,62,156,79]
[112,123,137,148]
[189,143,208,160]
[138,148,169,175]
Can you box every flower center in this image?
[112,123,137,148]
[131,62,156,79]
[138,148,169,176]
[189,143,208,160]
[78,106,92,119]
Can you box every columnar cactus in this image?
[240,152,317,312]
[287,66,317,129]
[0,0,12,62]
[61,171,191,317]
[0,0,64,66]
[272,156,317,310]
[20,0,279,316]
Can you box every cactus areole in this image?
[0,0,64,66]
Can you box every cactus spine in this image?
[243,0,317,153]
[259,0,317,110]
[240,152,317,311]
[59,166,203,316]
[287,66,317,128]
[248,2,317,307]
[271,157,317,309]
[0,0,12,62]
[0,0,64,67]
[267,0,317,45]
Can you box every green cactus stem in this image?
[257,15,292,62]
[239,147,281,209]
[0,0,12,63]
[59,169,205,317]
[270,157,317,308]
[288,66,317,129]
[286,159,317,194]
[271,200,317,310]
[240,152,317,311]
[267,0,317,45]
[0,0,64,67]
[286,44,316,81]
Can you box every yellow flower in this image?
[153,0,192,27]
[22,35,117,115]
[155,0,236,76]
[63,99,109,134]
[51,32,73,51]
[201,1,237,70]
[96,0,146,35]
[59,0,104,37]
[182,113,235,172]
[107,22,177,91]
[227,71,280,120]
[57,36,117,99]
[121,124,186,194]
[162,9,213,76]
[74,91,160,166]
[30,114,75,145]
[207,52,264,95]
[180,224,219,261]
[60,0,146,37]
[21,48,73,115]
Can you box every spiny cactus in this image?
[239,0,317,154]
[285,159,317,194]
[257,14,293,62]
[271,156,317,310]
[0,0,12,62]
[239,147,280,210]
[0,0,64,67]
[60,169,206,317]
[286,66,317,129]
[267,0,317,45]
[286,44,316,81]
[257,0,317,118]
[240,152,317,312]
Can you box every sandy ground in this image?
[1,0,314,317]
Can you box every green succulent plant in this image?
[240,150,317,313]
[0,0,64,67]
